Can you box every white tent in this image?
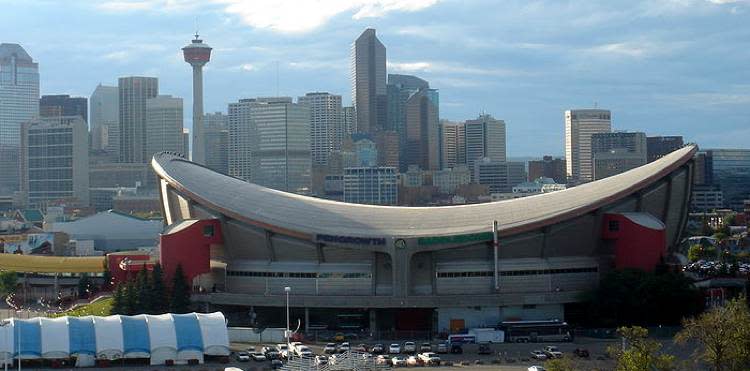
[121,315,150,359]
[145,314,177,365]
[195,312,229,356]
[93,315,123,360]
[13,318,40,359]
[40,317,70,359]
[172,313,204,364]
[0,320,14,365]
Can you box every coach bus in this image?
[497,320,572,343]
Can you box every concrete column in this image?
[304,308,310,333]
[369,308,377,332]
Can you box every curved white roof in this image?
[195,312,229,356]
[153,145,697,239]
[40,317,70,359]
[93,315,123,359]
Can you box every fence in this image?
[281,351,391,371]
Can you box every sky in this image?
[2,0,749,156]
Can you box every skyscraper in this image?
[21,116,89,207]
[145,95,184,159]
[647,136,684,163]
[183,33,212,165]
[0,43,39,195]
[404,88,440,171]
[39,95,87,122]
[298,92,343,165]
[473,159,526,194]
[228,97,311,193]
[204,112,229,174]
[118,76,158,163]
[564,109,612,183]
[440,120,466,170]
[351,28,386,135]
[387,74,432,171]
[90,84,119,153]
[342,106,357,136]
[465,114,506,174]
[591,131,647,180]
[528,156,566,183]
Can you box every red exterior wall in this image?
[602,213,666,272]
[159,219,222,284]
[106,252,152,284]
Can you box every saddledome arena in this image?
[151,145,697,333]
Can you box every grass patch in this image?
[53,297,113,317]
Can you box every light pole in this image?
[284,286,291,360]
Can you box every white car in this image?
[530,350,548,360]
[406,356,419,366]
[338,342,350,353]
[296,345,313,357]
[391,356,406,366]
[403,341,416,353]
[249,351,266,361]
[323,343,336,354]
[315,355,329,365]
[235,351,250,362]
[418,352,441,365]
[275,344,289,359]
[528,366,547,371]
[543,345,563,358]
[389,343,401,354]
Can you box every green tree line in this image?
[110,263,192,315]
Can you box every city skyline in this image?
[2,0,748,156]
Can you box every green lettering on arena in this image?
[417,232,494,246]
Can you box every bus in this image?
[497,320,572,343]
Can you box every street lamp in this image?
[284,286,291,360]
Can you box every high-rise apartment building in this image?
[351,28,386,134]
[21,116,89,207]
[465,114,506,175]
[119,76,158,163]
[404,88,440,171]
[228,97,311,193]
[342,106,357,136]
[0,43,39,195]
[298,92,343,165]
[591,131,647,180]
[343,167,398,205]
[204,112,229,174]
[564,109,612,183]
[699,149,750,210]
[90,84,119,153]
[440,120,465,170]
[182,129,190,157]
[145,95,184,159]
[647,136,684,163]
[528,156,566,183]
[39,95,87,122]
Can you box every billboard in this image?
[0,233,55,255]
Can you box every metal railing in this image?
[281,351,391,371]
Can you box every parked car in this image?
[354,344,368,352]
[246,346,255,352]
[403,341,416,353]
[528,366,547,371]
[296,345,313,357]
[235,352,250,362]
[264,350,280,360]
[419,342,432,352]
[323,343,337,354]
[371,343,384,354]
[315,355,328,365]
[418,352,441,365]
[389,343,401,354]
[375,355,389,365]
[270,359,284,369]
[436,342,448,354]
[338,342,350,353]
[391,356,406,366]
[574,348,590,358]
[530,350,548,360]
[275,344,289,359]
[406,355,419,366]
[543,345,563,358]
[250,351,266,361]
[478,342,491,355]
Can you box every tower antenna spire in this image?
[194,17,199,39]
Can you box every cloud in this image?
[102,50,131,61]
[214,0,439,33]
[239,63,257,71]
[658,92,750,105]
[387,61,533,77]
[96,0,202,12]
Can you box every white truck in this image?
[468,328,505,343]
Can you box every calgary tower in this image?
[182,33,212,164]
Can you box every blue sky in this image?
[2,0,749,156]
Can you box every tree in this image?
[134,266,151,314]
[110,283,126,315]
[169,264,191,314]
[608,326,675,371]
[0,271,17,297]
[545,355,577,371]
[150,263,167,314]
[583,269,704,327]
[676,297,750,371]
[77,274,92,299]
[124,280,137,316]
